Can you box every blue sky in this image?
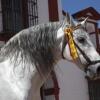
[61,0,100,14]
[61,0,100,27]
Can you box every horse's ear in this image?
[66,12,75,27]
[66,12,70,24]
[80,17,88,28]
[62,12,75,29]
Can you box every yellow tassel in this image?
[64,28,78,60]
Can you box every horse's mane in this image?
[0,22,62,78]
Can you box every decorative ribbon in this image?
[64,28,79,60]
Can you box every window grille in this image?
[28,0,38,26]
[1,0,23,33]
[1,0,38,33]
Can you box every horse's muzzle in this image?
[86,63,100,80]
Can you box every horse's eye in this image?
[77,37,86,44]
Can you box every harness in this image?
[62,25,100,72]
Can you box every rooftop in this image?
[72,7,100,20]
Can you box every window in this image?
[1,0,23,33]
[1,0,38,34]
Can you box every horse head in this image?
[58,13,100,80]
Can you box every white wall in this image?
[38,0,49,24]
[55,60,89,100]
[57,0,63,20]
[86,22,95,33]
[37,0,63,24]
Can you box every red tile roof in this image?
[72,7,100,20]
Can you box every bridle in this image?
[62,25,100,72]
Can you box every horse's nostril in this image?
[97,66,100,75]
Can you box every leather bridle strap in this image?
[62,35,68,59]
[74,42,100,71]
[74,42,91,64]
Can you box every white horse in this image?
[0,13,100,100]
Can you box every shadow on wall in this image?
[55,60,89,100]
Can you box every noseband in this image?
[62,26,100,72]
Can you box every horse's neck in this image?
[0,59,43,100]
